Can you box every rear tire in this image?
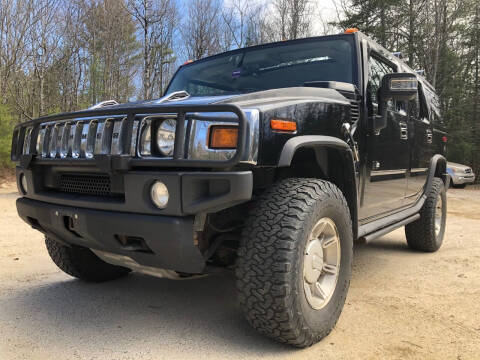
[405,177,446,252]
[45,237,131,282]
[236,178,353,347]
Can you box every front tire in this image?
[236,178,353,347]
[405,177,446,252]
[45,237,131,282]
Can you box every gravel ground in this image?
[0,184,479,360]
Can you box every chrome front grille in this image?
[35,117,138,159]
[12,104,252,168]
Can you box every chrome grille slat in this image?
[60,123,71,158]
[23,127,32,154]
[42,125,52,157]
[80,121,90,157]
[67,123,76,158]
[72,122,83,158]
[110,119,124,155]
[130,121,139,156]
[49,123,64,158]
[101,119,114,154]
[49,125,58,158]
[36,127,46,155]
[86,120,97,159]
[94,122,105,155]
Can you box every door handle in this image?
[399,121,408,140]
[426,129,433,144]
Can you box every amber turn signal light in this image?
[209,126,238,149]
[270,119,297,132]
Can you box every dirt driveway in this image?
[0,184,479,360]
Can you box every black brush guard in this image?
[11,104,248,172]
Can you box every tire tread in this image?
[236,178,352,347]
[405,177,446,252]
[45,237,131,282]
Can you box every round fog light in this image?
[151,181,169,208]
[19,173,28,194]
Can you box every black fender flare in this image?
[277,135,352,166]
[426,154,449,192]
[277,135,358,238]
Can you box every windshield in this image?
[166,36,357,97]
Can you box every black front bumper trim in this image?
[17,168,253,216]
[17,197,206,274]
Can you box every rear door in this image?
[360,53,410,220]
[405,82,432,204]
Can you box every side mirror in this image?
[380,73,418,101]
[372,73,417,133]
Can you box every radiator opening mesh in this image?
[59,174,114,197]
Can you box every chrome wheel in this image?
[434,194,443,237]
[303,217,341,310]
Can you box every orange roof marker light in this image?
[344,28,359,34]
[270,119,297,132]
[183,60,194,66]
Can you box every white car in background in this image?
[447,162,476,188]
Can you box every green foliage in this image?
[0,105,14,169]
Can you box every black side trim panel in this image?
[358,196,426,238]
[358,154,446,238]
[361,214,420,242]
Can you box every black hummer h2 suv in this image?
[11,30,448,347]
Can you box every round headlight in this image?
[19,173,28,195]
[150,181,169,209]
[156,119,176,156]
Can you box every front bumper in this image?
[16,170,253,273]
[17,167,252,216]
[17,198,206,273]
[451,173,475,185]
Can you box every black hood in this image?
[106,87,350,111]
[215,87,350,110]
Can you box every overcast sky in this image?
[310,0,343,34]
[230,0,344,35]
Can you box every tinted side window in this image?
[418,85,429,120]
[368,55,395,104]
[406,87,421,119]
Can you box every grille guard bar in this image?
[12,104,248,171]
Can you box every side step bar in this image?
[359,214,420,243]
